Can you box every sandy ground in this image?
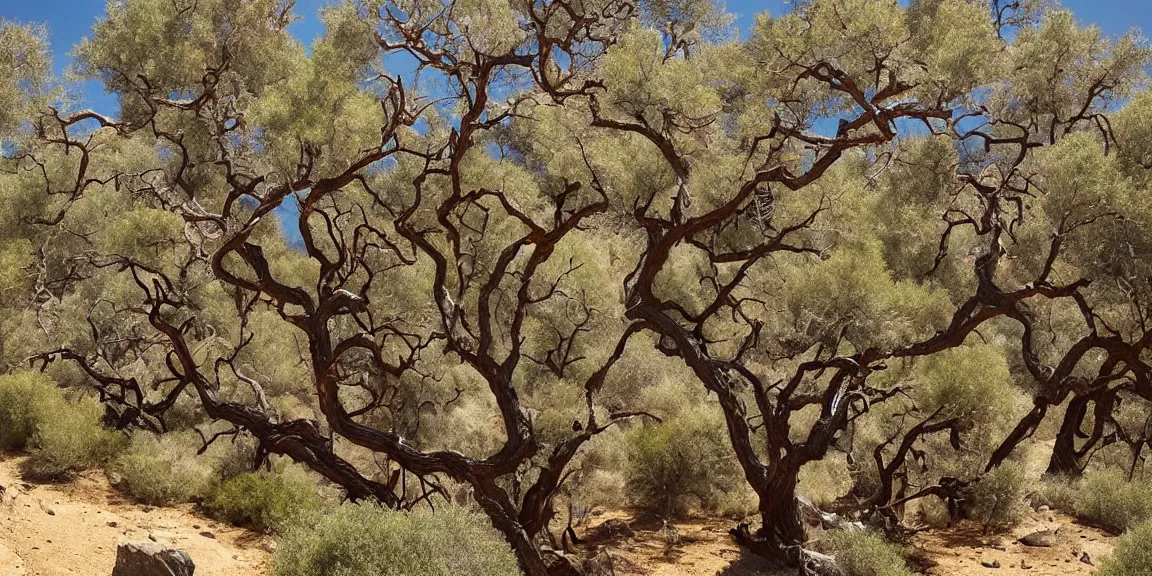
[578,508,1117,576]
[0,455,271,576]
[0,451,1119,576]
[913,512,1115,575]
[578,511,780,576]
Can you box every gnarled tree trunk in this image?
[1046,387,1117,477]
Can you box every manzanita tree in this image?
[4,0,1152,575]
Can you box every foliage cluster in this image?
[1047,470,1152,535]
[624,405,746,517]
[205,463,325,532]
[3,0,1152,574]
[110,431,220,506]
[1099,521,1152,576]
[963,462,1030,531]
[272,503,522,576]
[0,372,124,480]
[821,529,913,576]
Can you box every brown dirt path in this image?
[0,455,271,576]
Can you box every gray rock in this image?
[1019,530,1061,547]
[112,541,195,576]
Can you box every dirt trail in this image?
[0,455,270,576]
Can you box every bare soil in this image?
[912,512,1115,576]
[0,455,271,576]
[578,508,1117,576]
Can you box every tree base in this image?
[729,523,841,576]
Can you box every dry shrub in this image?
[964,462,1028,531]
[1037,474,1079,512]
[0,372,124,480]
[914,495,951,529]
[23,396,125,480]
[798,455,852,508]
[1072,469,1152,534]
[272,503,520,576]
[205,461,324,532]
[821,529,913,576]
[1098,520,1152,576]
[623,406,744,517]
[111,431,217,505]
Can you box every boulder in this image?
[1019,529,1061,547]
[585,519,635,543]
[112,542,195,576]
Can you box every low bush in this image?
[964,462,1028,531]
[0,372,62,451]
[0,372,123,480]
[624,407,744,517]
[822,529,912,576]
[23,396,125,480]
[205,462,323,532]
[1071,469,1152,534]
[111,431,217,505]
[1037,474,1079,512]
[272,503,521,576]
[1098,520,1152,576]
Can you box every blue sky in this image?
[1,0,1148,114]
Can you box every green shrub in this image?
[205,463,323,532]
[624,407,744,517]
[822,529,912,576]
[23,397,125,480]
[111,431,217,505]
[0,372,62,451]
[1098,520,1152,576]
[1072,469,1152,534]
[0,372,123,480]
[211,435,260,482]
[272,503,520,576]
[964,462,1028,531]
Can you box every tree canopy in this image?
[3,0,1152,574]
